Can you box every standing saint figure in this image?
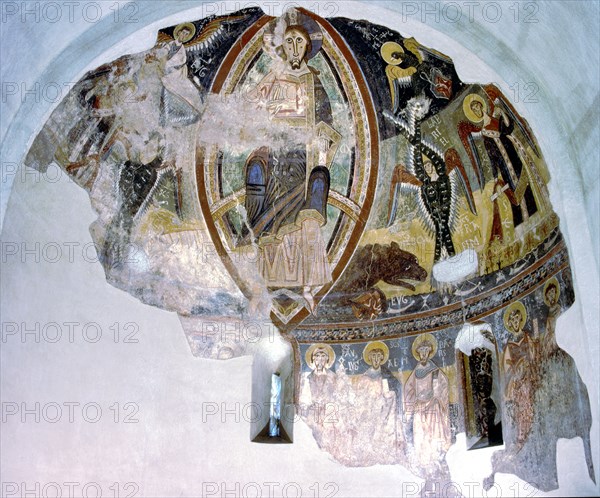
[542,278,561,357]
[357,341,405,461]
[299,343,341,447]
[244,12,341,313]
[158,22,204,126]
[502,301,540,448]
[300,343,337,409]
[362,342,403,414]
[459,90,544,237]
[403,333,452,471]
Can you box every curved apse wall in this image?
[1,1,598,497]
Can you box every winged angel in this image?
[384,96,478,267]
[24,14,265,325]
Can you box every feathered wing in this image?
[404,36,455,65]
[392,166,437,237]
[27,14,252,181]
[188,15,248,53]
[447,170,461,233]
[387,164,423,227]
[393,165,423,187]
[444,147,477,215]
[386,65,417,114]
[416,138,478,218]
[157,15,248,53]
[457,120,486,189]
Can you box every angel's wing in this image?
[445,148,477,215]
[457,120,485,189]
[386,65,417,113]
[404,36,451,64]
[188,15,248,54]
[387,164,422,227]
[157,15,248,52]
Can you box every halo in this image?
[173,23,196,44]
[305,343,335,370]
[266,10,323,61]
[411,333,437,361]
[543,277,560,306]
[290,15,323,61]
[362,341,389,366]
[380,41,405,66]
[463,93,488,123]
[503,301,527,333]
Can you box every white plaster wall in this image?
[1,1,598,496]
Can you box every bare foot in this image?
[303,287,316,315]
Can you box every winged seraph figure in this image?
[157,14,249,85]
[23,10,280,321]
[387,149,476,262]
[384,96,479,262]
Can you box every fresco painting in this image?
[25,6,594,494]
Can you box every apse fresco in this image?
[25,7,594,493]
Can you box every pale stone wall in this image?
[1,2,598,496]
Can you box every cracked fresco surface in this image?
[25,6,594,493]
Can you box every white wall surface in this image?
[1,1,598,496]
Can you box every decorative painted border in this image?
[292,238,571,343]
[196,10,380,333]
